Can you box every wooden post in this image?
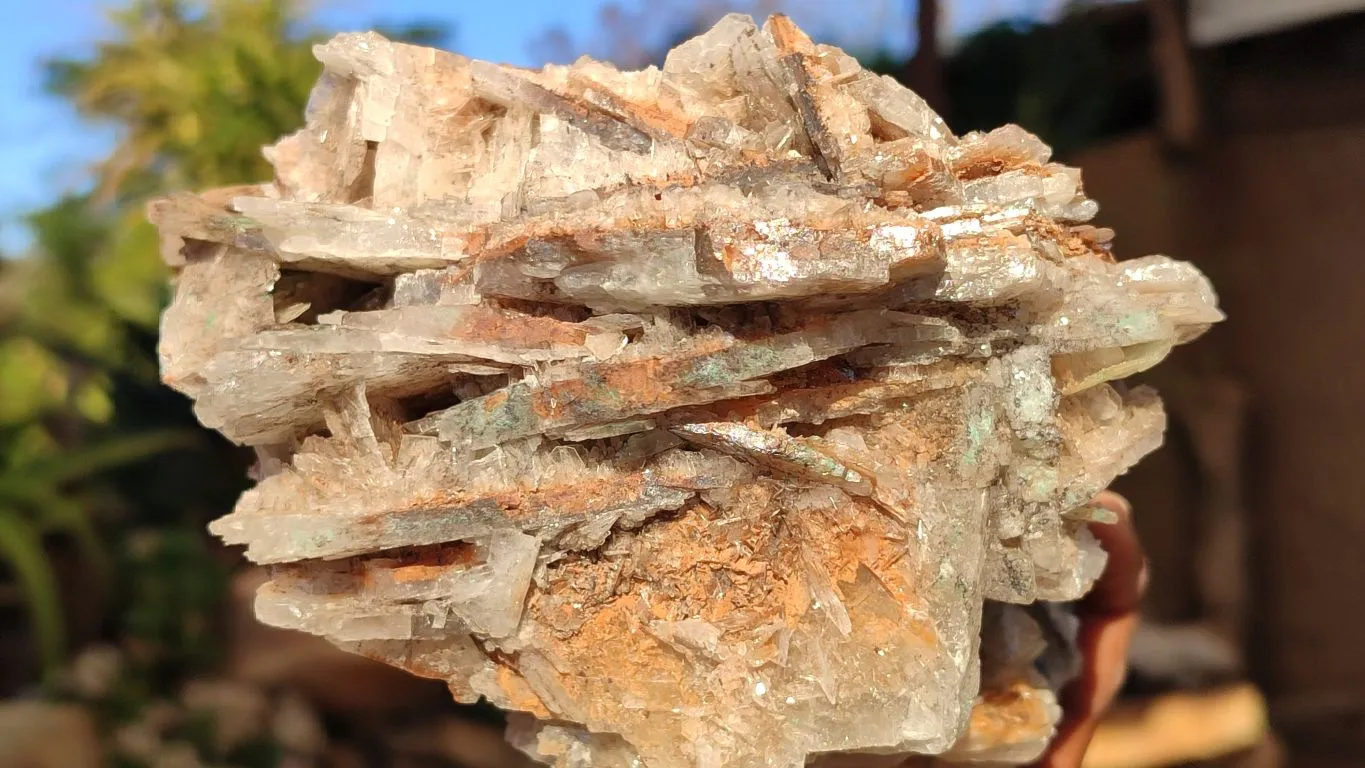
[1148,0,1203,153]
[903,0,949,119]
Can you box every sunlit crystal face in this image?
[153,12,1219,768]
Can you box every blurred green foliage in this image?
[1,0,327,682]
[861,10,1155,156]
[0,430,195,671]
[1,0,450,691]
[944,19,1116,155]
[41,0,328,336]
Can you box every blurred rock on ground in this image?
[0,700,101,768]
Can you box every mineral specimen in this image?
[153,14,1222,768]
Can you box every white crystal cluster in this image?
[153,14,1221,768]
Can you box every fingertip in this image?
[1041,490,1145,767]
[1092,490,1132,521]
[1081,491,1147,619]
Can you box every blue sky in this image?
[0,0,1085,253]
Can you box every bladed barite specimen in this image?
[153,14,1222,768]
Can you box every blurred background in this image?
[1,1,1362,766]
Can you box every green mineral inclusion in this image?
[961,407,995,467]
[677,344,786,389]
[1019,463,1059,501]
[1116,309,1158,337]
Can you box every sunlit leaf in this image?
[0,424,59,471]
[0,337,70,425]
[73,377,116,424]
[97,212,169,329]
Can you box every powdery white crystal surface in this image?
[153,14,1222,768]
